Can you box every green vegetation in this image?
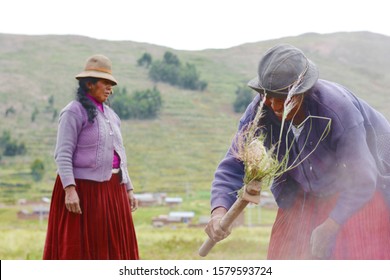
[5,106,15,117]
[31,107,39,122]
[0,130,26,156]
[31,159,45,182]
[0,202,276,260]
[148,51,208,91]
[111,86,162,119]
[233,85,255,113]
[137,52,152,68]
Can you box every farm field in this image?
[0,201,277,260]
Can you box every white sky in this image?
[1,0,389,50]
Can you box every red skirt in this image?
[43,175,139,260]
[267,190,390,259]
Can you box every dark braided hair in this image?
[76,77,99,123]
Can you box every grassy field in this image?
[0,201,277,260]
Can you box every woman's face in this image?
[88,79,114,103]
[265,94,304,122]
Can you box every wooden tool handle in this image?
[198,237,216,257]
[198,199,249,257]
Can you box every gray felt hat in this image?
[248,44,318,97]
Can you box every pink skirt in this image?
[267,190,390,259]
[43,174,139,260]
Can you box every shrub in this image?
[0,130,27,156]
[111,87,162,120]
[137,52,153,68]
[31,159,45,181]
[233,86,255,113]
[148,51,207,91]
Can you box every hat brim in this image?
[247,59,318,98]
[75,70,117,85]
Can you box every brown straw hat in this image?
[248,44,318,97]
[75,54,118,85]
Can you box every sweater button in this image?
[109,131,113,136]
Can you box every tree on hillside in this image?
[52,109,58,122]
[0,130,27,156]
[31,107,39,122]
[148,51,207,91]
[5,106,15,117]
[110,86,162,120]
[163,51,180,66]
[233,85,255,113]
[4,141,26,156]
[110,87,132,119]
[48,95,54,107]
[31,159,45,181]
[131,87,163,119]
[0,130,11,147]
[137,52,153,68]
[178,63,208,91]
[149,60,180,85]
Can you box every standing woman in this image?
[43,54,139,259]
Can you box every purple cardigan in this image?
[54,100,133,191]
[211,79,390,224]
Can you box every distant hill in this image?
[1,31,390,201]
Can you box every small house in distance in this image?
[169,211,194,223]
[134,192,167,207]
[17,206,50,220]
[152,211,195,227]
[165,197,183,207]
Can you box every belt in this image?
[112,168,121,174]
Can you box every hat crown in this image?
[258,44,309,93]
[75,54,117,85]
[84,54,112,73]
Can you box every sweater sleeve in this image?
[123,169,134,191]
[210,96,262,212]
[210,102,260,212]
[210,145,245,212]
[55,110,82,188]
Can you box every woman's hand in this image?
[64,185,82,214]
[128,190,138,212]
[204,207,231,242]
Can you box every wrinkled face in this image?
[265,94,304,122]
[87,79,114,103]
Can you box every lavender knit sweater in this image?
[55,100,133,190]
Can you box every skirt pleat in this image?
[267,190,390,259]
[43,175,139,260]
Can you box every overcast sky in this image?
[1,0,389,50]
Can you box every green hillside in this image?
[1,31,390,202]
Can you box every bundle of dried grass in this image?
[232,106,278,190]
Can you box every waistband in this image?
[112,168,121,174]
